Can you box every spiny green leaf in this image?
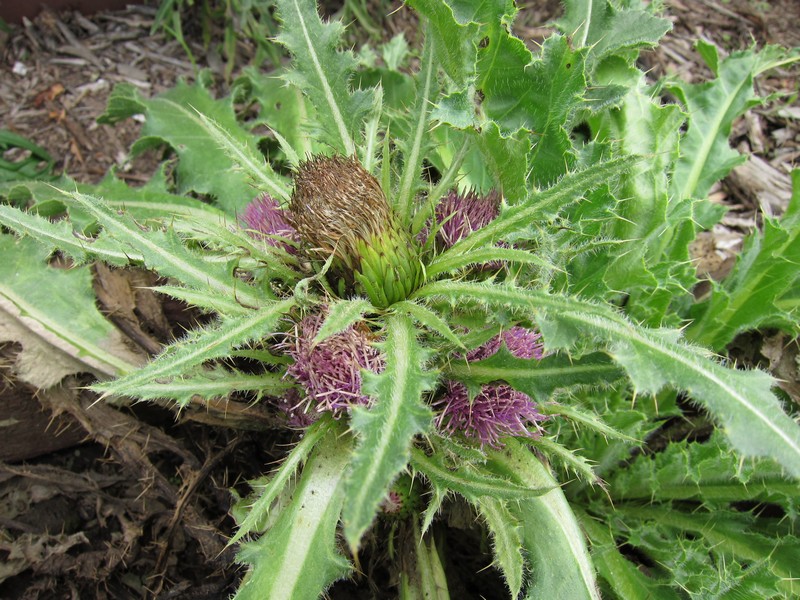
[230,419,332,546]
[434,157,631,267]
[608,432,799,507]
[474,496,524,598]
[394,36,437,224]
[670,43,799,202]
[611,504,796,597]
[489,439,599,599]
[313,298,374,344]
[342,314,436,551]
[181,218,299,286]
[275,0,375,156]
[619,505,800,597]
[131,368,292,407]
[588,57,684,258]
[1,173,230,230]
[406,0,478,86]
[0,202,137,266]
[414,280,800,478]
[425,245,555,280]
[559,0,671,67]
[152,285,252,316]
[193,110,291,202]
[687,175,800,349]
[410,446,551,501]
[531,436,601,485]
[99,81,287,213]
[237,67,317,160]
[392,300,465,349]
[235,424,352,600]
[478,33,587,185]
[64,191,271,310]
[579,512,680,600]
[95,298,294,399]
[539,402,639,444]
[472,124,530,205]
[447,349,624,402]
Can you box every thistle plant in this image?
[1,0,799,598]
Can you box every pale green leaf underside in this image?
[490,440,599,599]
[230,419,332,546]
[475,496,524,598]
[235,425,352,600]
[0,235,143,381]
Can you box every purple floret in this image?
[434,189,500,248]
[281,311,384,417]
[436,325,546,447]
[241,194,299,252]
[466,326,544,361]
[274,387,317,428]
[433,381,546,448]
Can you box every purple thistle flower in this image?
[434,189,500,248]
[241,194,299,252]
[467,326,545,361]
[436,325,546,447]
[281,311,384,416]
[433,381,546,448]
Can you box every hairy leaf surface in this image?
[448,349,623,402]
[342,314,435,550]
[275,0,375,155]
[95,298,293,399]
[559,0,671,66]
[490,440,599,599]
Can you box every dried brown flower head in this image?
[288,155,423,308]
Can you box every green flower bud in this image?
[289,155,423,308]
[379,473,422,519]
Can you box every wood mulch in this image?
[0,0,798,598]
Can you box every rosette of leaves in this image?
[1,0,799,598]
